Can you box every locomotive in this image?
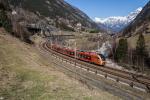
[49,44,106,66]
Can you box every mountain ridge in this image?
[121,1,150,55]
[95,7,142,33]
[122,1,150,36]
[7,0,100,31]
[0,0,106,43]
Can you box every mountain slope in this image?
[0,0,104,43]
[0,28,121,100]
[121,1,150,54]
[95,7,142,33]
[7,0,99,31]
[122,1,150,36]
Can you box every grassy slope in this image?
[117,34,150,52]
[0,28,121,100]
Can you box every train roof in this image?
[52,44,99,56]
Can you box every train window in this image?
[87,56,91,60]
[71,52,74,55]
[67,51,69,54]
[79,54,81,57]
[83,55,85,58]
[81,54,84,58]
[85,55,88,59]
[82,55,84,58]
[78,54,81,58]
[80,54,82,58]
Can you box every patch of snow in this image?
[136,7,143,12]
[94,7,142,32]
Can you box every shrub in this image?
[0,7,12,32]
[89,29,99,33]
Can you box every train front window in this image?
[98,54,106,61]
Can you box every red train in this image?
[49,44,106,66]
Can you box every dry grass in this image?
[0,29,121,100]
[117,34,150,53]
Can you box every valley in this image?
[0,0,150,99]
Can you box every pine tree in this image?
[136,34,149,68]
[135,33,149,68]
[115,38,128,62]
[136,33,147,57]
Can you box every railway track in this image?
[42,42,150,93]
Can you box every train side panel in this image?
[51,44,105,66]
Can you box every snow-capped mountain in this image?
[95,7,142,32]
[122,1,150,36]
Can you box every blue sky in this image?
[65,0,149,19]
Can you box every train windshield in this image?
[98,54,106,61]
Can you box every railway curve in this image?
[41,41,150,93]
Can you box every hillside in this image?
[122,1,150,36]
[3,0,99,31]
[0,0,106,44]
[120,1,150,53]
[0,28,121,100]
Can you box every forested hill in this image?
[7,0,99,31]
